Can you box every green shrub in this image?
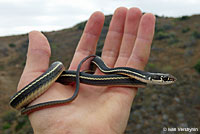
[191,31,200,39]
[155,24,173,33]
[2,111,17,124]
[15,118,26,131]
[168,37,179,44]
[22,61,26,66]
[9,43,16,48]
[162,65,173,72]
[162,24,173,31]
[182,27,190,33]
[0,65,4,70]
[104,16,111,27]
[183,37,196,48]
[96,41,104,56]
[177,16,189,21]
[168,33,179,44]
[146,63,159,72]
[155,31,170,40]
[51,43,57,49]
[155,15,161,18]
[2,122,11,130]
[76,21,87,30]
[147,63,156,69]
[194,60,200,73]
[155,26,164,33]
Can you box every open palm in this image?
[17,7,155,134]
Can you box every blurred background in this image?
[0,0,200,134]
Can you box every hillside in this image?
[0,15,200,134]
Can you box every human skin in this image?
[17,7,155,134]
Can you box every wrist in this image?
[32,121,120,134]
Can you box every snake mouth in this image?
[169,75,177,82]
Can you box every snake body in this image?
[9,55,176,115]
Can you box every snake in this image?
[9,55,176,115]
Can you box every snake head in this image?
[148,73,177,85]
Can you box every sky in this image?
[0,0,200,36]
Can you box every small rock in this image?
[136,124,142,129]
[178,123,188,128]
[174,97,180,103]
[152,94,158,100]
[176,113,185,121]
[163,114,168,120]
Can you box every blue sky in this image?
[0,0,199,36]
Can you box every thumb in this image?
[17,31,51,91]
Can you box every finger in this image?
[17,31,51,91]
[69,11,104,70]
[115,8,142,67]
[107,13,155,112]
[101,7,127,68]
[126,13,155,70]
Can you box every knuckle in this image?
[132,54,148,66]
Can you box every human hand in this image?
[17,7,155,134]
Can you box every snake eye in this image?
[162,76,169,81]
